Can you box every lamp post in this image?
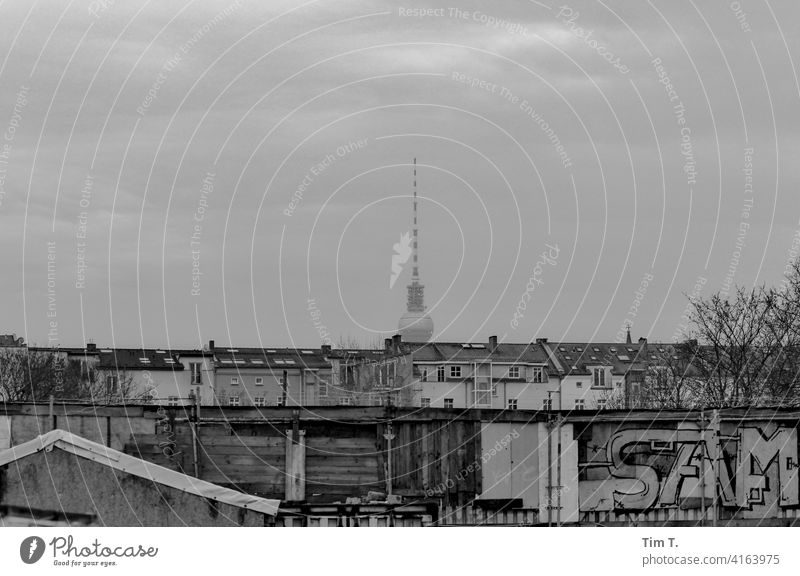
[547,389,563,526]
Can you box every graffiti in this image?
[579,424,799,514]
[737,426,798,509]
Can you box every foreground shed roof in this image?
[0,429,279,516]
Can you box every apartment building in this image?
[213,345,332,407]
[1,332,661,410]
[327,347,394,406]
[368,335,555,410]
[539,338,648,410]
[92,345,214,405]
[363,335,653,411]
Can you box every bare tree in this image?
[0,347,61,402]
[0,347,141,404]
[630,261,800,409]
[687,284,798,407]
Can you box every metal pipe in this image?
[711,409,719,527]
[384,421,395,496]
[556,388,562,527]
[191,394,200,478]
[699,408,706,526]
[546,414,552,527]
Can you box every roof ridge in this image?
[0,430,279,516]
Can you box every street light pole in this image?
[547,389,563,527]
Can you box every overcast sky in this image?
[0,0,798,349]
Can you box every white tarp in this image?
[0,429,279,516]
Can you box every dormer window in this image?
[592,367,610,388]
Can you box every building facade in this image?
[213,346,332,407]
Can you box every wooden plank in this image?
[199,447,285,458]
[284,429,305,501]
[466,421,477,494]
[200,436,285,447]
[305,437,376,448]
[472,421,482,496]
[454,421,466,495]
[305,445,378,456]
[200,455,285,467]
[421,422,429,491]
[202,472,285,482]
[306,459,378,468]
[305,475,380,484]
[441,422,451,500]
[375,422,386,490]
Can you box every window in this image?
[190,362,202,385]
[437,365,445,382]
[105,374,118,395]
[508,366,520,379]
[318,379,329,397]
[616,381,622,388]
[421,397,431,408]
[531,367,545,383]
[597,399,607,410]
[473,380,492,407]
[421,369,428,382]
[450,365,462,378]
[228,395,240,406]
[255,377,264,386]
[231,377,240,385]
[575,399,585,410]
[592,368,608,388]
[444,398,454,409]
[276,396,286,407]
[491,384,498,397]
[543,398,553,410]
[338,397,352,406]
[507,398,518,410]
[576,381,583,389]
[254,397,266,407]
[168,396,179,406]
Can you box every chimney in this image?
[392,334,402,353]
[321,344,331,355]
[86,342,97,352]
[489,335,498,352]
[208,339,215,351]
[385,338,393,351]
[638,337,647,346]
[535,338,548,344]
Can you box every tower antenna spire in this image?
[405,159,425,314]
[398,158,434,341]
[412,157,419,281]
